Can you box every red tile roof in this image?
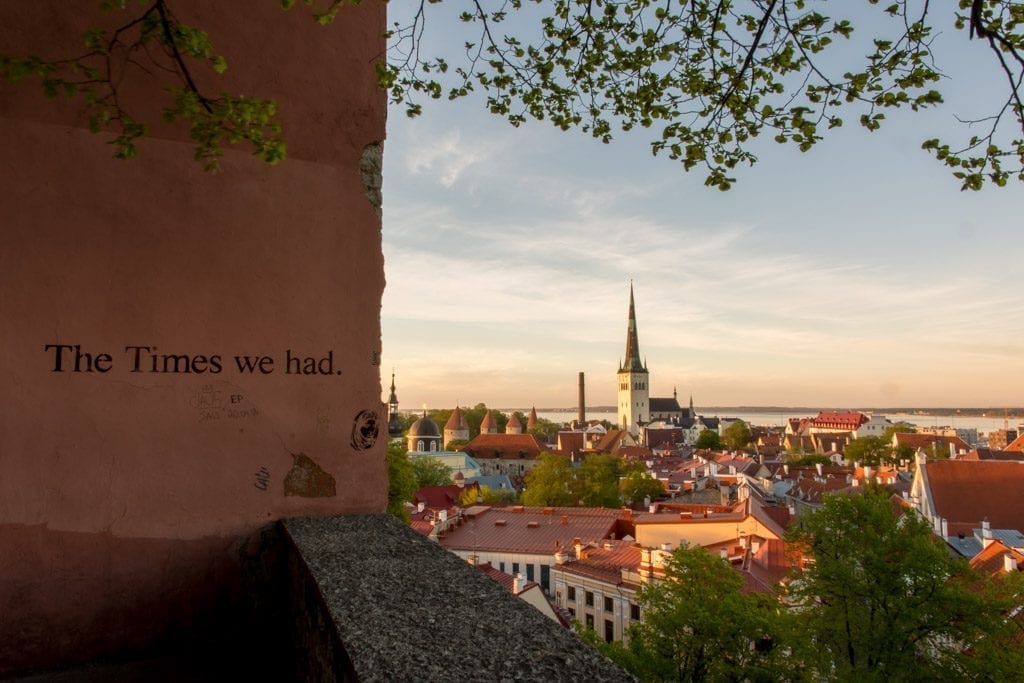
[556,540,642,586]
[1006,434,1024,452]
[462,433,545,460]
[556,431,585,453]
[439,506,621,555]
[811,412,868,429]
[925,460,1024,531]
[895,432,971,454]
[476,561,537,594]
[413,484,473,510]
[961,448,1024,461]
[969,540,1024,577]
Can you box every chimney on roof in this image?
[1005,554,1019,573]
[941,518,948,538]
[578,371,586,424]
[467,553,478,566]
[783,464,789,476]
[574,538,584,559]
[815,462,823,477]
[982,518,994,547]
[513,572,525,594]
[417,501,425,513]
[621,508,632,521]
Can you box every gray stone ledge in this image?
[283,514,631,682]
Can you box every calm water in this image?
[530,410,1022,435]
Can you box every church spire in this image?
[621,281,646,372]
[387,370,398,407]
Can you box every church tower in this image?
[617,282,649,436]
[386,371,404,439]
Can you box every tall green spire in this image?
[621,281,646,373]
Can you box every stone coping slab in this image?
[283,513,631,682]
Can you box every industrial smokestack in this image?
[578,371,586,424]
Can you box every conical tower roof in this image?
[479,410,497,434]
[445,405,468,430]
[527,407,538,429]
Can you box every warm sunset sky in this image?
[379,4,1023,410]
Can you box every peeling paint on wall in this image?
[359,141,383,213]
[283,453,336,498]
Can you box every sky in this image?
[379,3,1024,411]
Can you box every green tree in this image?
[528,415,561,444]
[882,423,917,442]
[595,544,787,681]
[386,442,416,524]
[620,466,665,505]
[410,456,451,489]
[786,452,831,466]
[843,435,892,466]
[721,420,752,451]
[695,429,721,450]
[458,484,518,507]
[521,452,575,507]
[787,485,1024,680]
[5,2,1024,188]
[578,454,622,508]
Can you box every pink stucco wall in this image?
[0,2,387,673]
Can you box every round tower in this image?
[443,405,470,447]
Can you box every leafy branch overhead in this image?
[386,0,1024,190]
[2,1,1023,189]
[0,0,296,171]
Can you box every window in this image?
[604,596,614,612]
[541,565,550,592]
[585,614,594,630]
[567,586,576,602]
[568,607,575,618]
[630,603,640,621]
[585,591,594,607]
[526,564,535,582]
[512,562,519,575]
[499,562,505,573]
[604,619,614,643]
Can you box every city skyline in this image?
[380,8,1023,411]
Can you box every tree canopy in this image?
[721,419,752,450]
[411,456,453,488]
[695,428,721,449]
[590,543,787,681]
[386,442,416,523]
[3,1,1023,189]
[787,485,1024,680]
[521,452,627,507]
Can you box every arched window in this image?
[417,440,424,451]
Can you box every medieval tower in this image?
[617,282,649,436]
